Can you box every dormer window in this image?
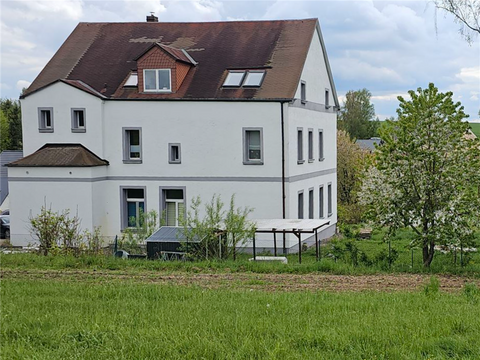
[223,71,246,87]
[223,70,265,87]
[144,69,171,92]
[243,71,265,87]
[124,72,138,87]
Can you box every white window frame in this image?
[169,143,181,164]
[243,127,264,165]
[143,69,172,92]
[120,186,146,230]
[123,127,142,164]
[223,71,246,87]
[242,71,265,87]
[71,108,86,133]
[160,187,186,227]
[38,107,54,133]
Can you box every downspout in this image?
[280,101,286,219]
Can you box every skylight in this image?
[223,71,245,87]
[124,73,138,87]
[243,71,265,87]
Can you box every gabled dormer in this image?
[134,43,197,94]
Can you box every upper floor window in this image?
[124,72,138,87]
[325,88,330,108]
[224,71,246,87]
[71,108,86,133]
[243,128,263,165]
[169,143,181,164]
[297,128,304,164]
[301,81,306,103]
[308,129,314,162]
[144,69,171,92]
[123,128,142,163]
[243,71,265,87]
[38,107,53,133]
[319,130,324,161]
[223,70,265,87]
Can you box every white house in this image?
[8,17,339,250]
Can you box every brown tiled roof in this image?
[7,144,109,167]
[23,19,318,100]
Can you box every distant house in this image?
[0,150,23,209]
[356,137,382,152]
[9,17,339,250]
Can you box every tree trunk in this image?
[422,240,435,267]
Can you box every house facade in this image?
[9,18,338,249]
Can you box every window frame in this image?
[319,129,324,161]
[327,182,333,217]
[243,127,264,165]
[71,108,86,133]
[308,128,314,162]
[123,127,142,164]
[143,69,172,93]
[308,188,314,219]
[300,81,306,104]
[297,127,304,164]
[120,186,146,230]
[242,71,265,87]
[298,190,304,219]
[168,143,181,164]
[319,185,325,219]
[160,186,186,227]
[223,71,246,87]
[38,107,54,133]
[325,88,330,109]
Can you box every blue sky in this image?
[1,0,479,120]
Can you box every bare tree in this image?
[434,0,480,43]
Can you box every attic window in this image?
[144,69,171,92]
[124,73,138,87]
[223,71,245,87]
[243,71,265,87]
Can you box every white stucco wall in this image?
[293,26,336,107]
[8,166,94,246]
[20,82,105,157]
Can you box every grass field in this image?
[469,122,480,137]
[2,277,480,359]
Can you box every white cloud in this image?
[18,0,85,21]
[16,80,32,91]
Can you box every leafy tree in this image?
[180,194,255,260]
[0,98,22,151]
[0,111,10,151]
[434,0,479,43]
[360,83,480,267]
[338,89,379,140]
[336,130,372,224]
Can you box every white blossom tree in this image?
[359,83,480,267]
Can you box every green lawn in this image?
[469,122,480,137]
[2,278,480,359]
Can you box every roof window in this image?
[243,71,265,87]
[223,71,246,87]
[223,70,265,87]
[124,72,138,87]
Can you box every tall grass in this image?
[2,278,480,359]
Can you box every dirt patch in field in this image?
[1,269,478,293]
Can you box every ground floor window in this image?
[162,188,185,226]
[121,187,145,229]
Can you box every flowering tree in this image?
[360,83,480,267]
